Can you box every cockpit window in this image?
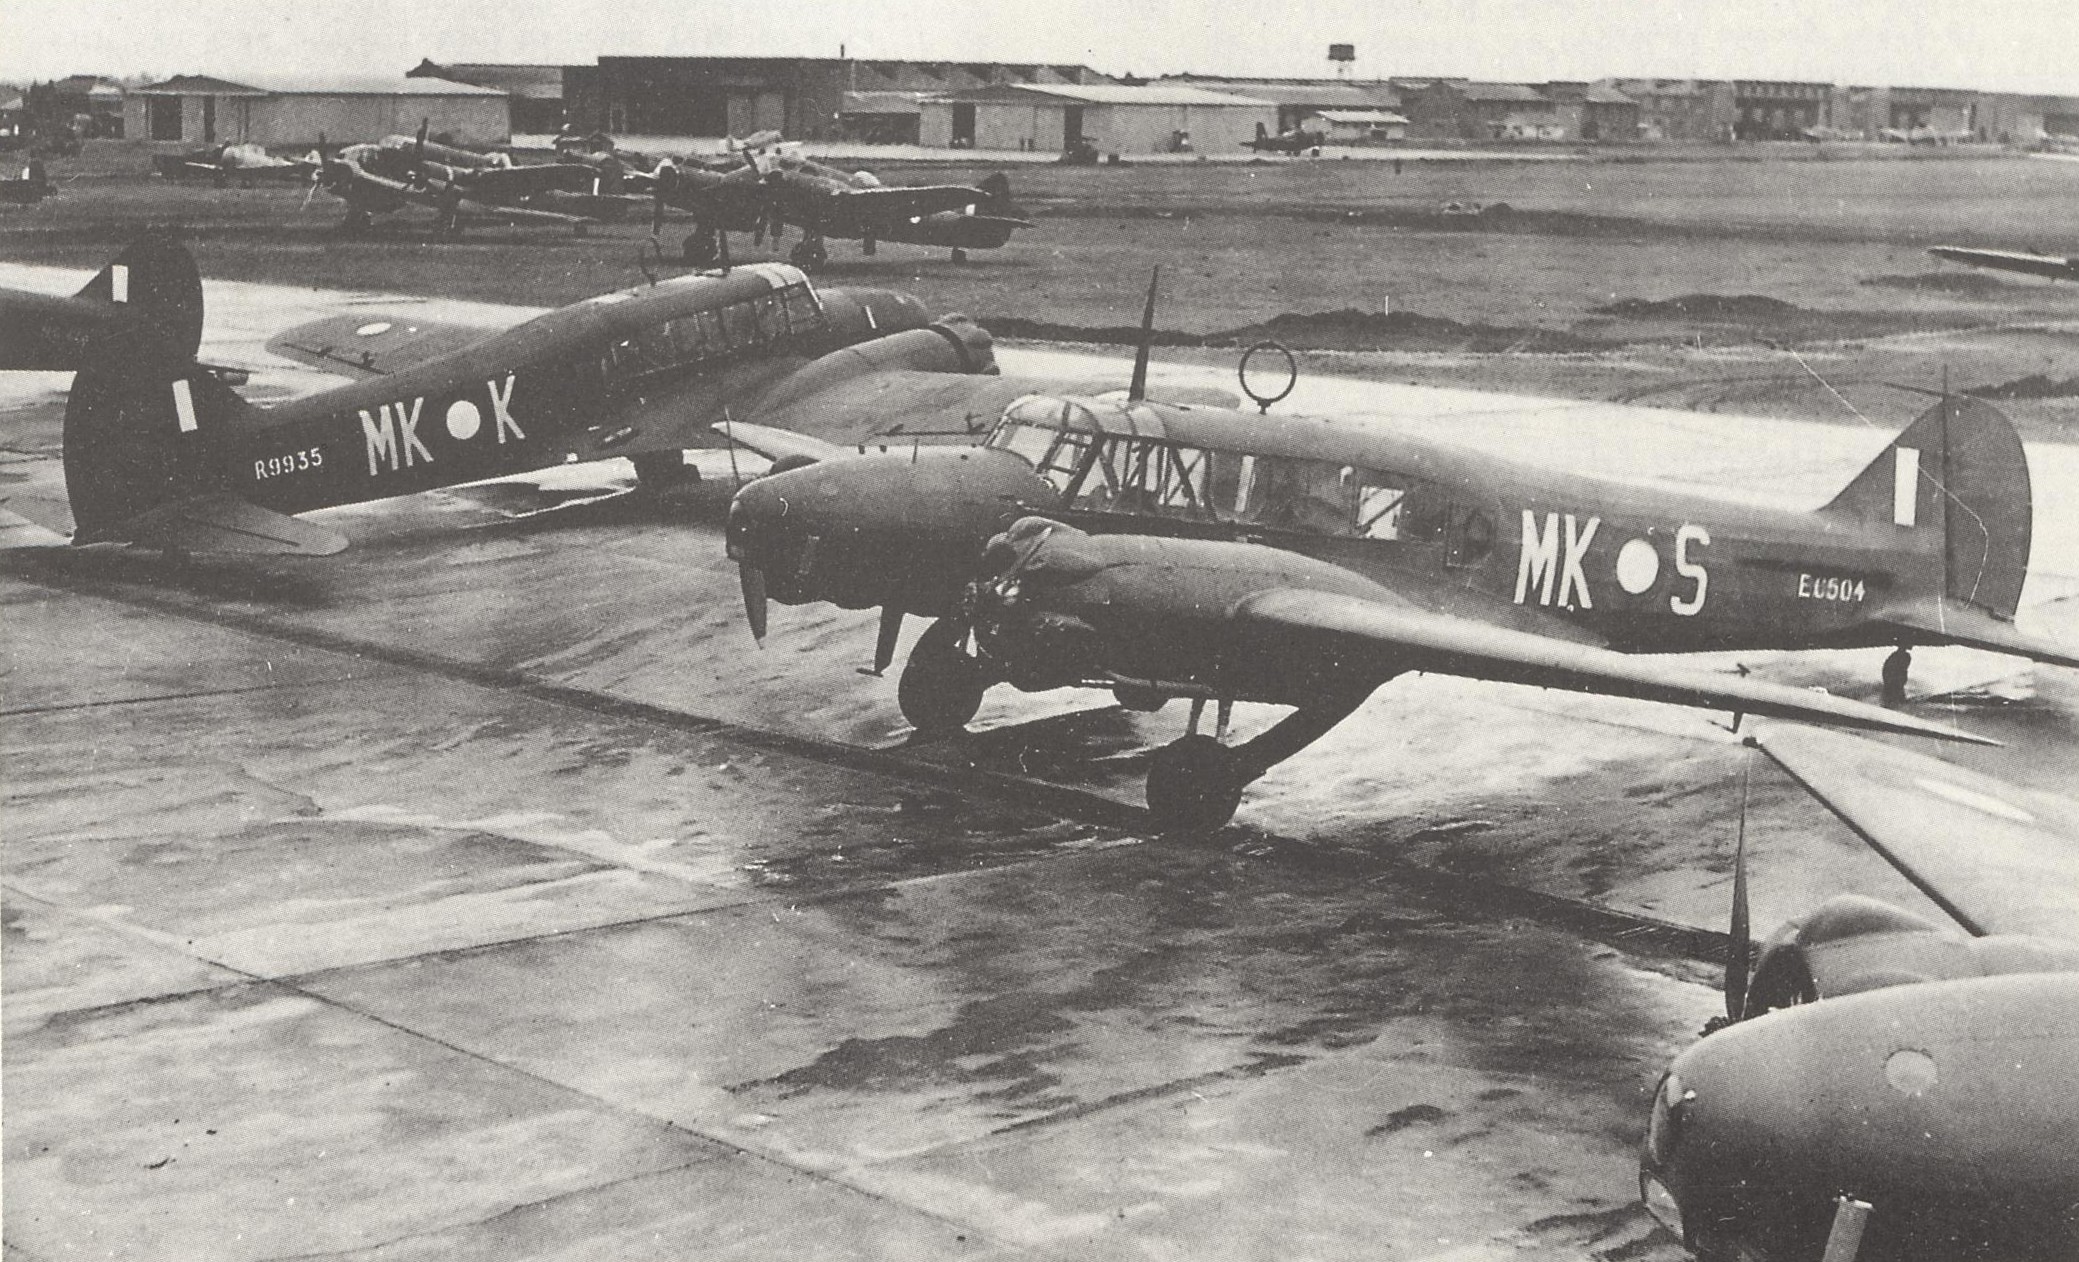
[602,284,825,391]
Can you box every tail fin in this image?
[72,230,205,364]
[63,324,255,545]
[1822,394,2031,618]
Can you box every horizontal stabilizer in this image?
[117,494,348,556]
[1238,587,1998,746]
[1875,600,2079,670]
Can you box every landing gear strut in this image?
[1882,646,1912,707]
[898,617,987,734]
[1144,689,1375,835]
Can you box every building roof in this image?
[1455,82,1548,103]
[410,60,566,99]
[136,73,506,98]
[928,82,1270,107]
[840,91,926,116]
[1161,76,1399,109]
[1310,109,1410,124]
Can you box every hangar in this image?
[125,74,510,148]
[919,82,1276,155]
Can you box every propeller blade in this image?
[739,563,769,643]
[650,172,666,237]
[1127,266,1160,403]
[872,605,904,675]
[1725,752,1754,1021]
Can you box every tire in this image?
[899,621,985,733]
[1145,735,1245,835]
[683,232,719,266]
[1881,648,1911,706]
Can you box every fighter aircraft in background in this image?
[1642,724,2079,1262]
[0,232,201,371]
[20,261,981,555]
[1928,244,2079,282]
[721,283,2072,830]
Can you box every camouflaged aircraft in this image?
[30,260,986,555]
[1643,724,2079,1262]
[720,286,2070,831]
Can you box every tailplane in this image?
[1822,394,2030,620]
[62,324,340,554]
[72,230,205,364]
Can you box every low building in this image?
[1733,80,1830,139]
[1539,82,1640,141]
[407,60,569,134]
[1616,79,1735,141]
[1405,81,1563,141]
[567,57,1111,142]
[1304,109,1408,143]
[1161,74,1400,133]
[125,74,510,148]
[25,74,126,138]
[918,82,1275,155]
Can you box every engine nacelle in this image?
[1743,894,2079,1017]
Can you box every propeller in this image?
[739,560,769,644]
[1725,748,1755,1022]
[1127,266,1160,404]
[302,133,334,210]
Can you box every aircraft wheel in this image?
[899,619,985,733]
[683,232,719,266]
[1113,683,1166,712]
[1882,647,1911,707]
[789,240,828,269]
[573,222,590,238]
[1145,735,1245,835]
[950,248,968,264]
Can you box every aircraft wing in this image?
[111,494,348,556]
[1236,587,1997,746]
[836,184,988,221]
[1751,724,2079,942]
[445,193,593,227]
[1928,246,2079,282]
[266,315,496,378]
[1874,598,2079,670]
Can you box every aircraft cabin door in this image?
[1062,106,1084,151]
[951,104,976,148]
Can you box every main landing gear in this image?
[1143,691,1372,835]
[789,237,830,270]
[898,618,988,734]
[683,228,722,266]
[631,451,701,495]
[1882,646,1912,707]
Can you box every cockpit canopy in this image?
[599,271,826,390]
[984,394,1463,547]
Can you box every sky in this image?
[5,0,2076,95]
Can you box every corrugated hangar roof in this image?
[136,74,506,97]
[929,82,1270,107]
[840,91,927,116]
[1311,109,1411,124]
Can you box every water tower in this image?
[1328,44,1356,79]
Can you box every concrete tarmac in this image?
[5,267,2076,1261]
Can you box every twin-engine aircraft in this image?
[1643,725,2079,1262]
[28,251,990,555]
[0,232,202,371]
[311,126,612,237]
[651,146,1027,269]
[722,295,2072,830]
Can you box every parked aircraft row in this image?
[3,237,2074,1261]
[154,127,1030,267]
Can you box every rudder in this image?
[1822,394,2031,618]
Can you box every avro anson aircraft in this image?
[31,261,986,555]
[310,127,608,237]
[722,314,2070,829]
[1642,724,2079,1262]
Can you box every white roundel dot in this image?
[1615,538,1660,594]
[445,399,482,441]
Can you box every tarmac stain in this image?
[1365,1103,1449,1137]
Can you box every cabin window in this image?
[1069,437,1215,519]
[991,422,1057,467]
[779,284,823,332]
